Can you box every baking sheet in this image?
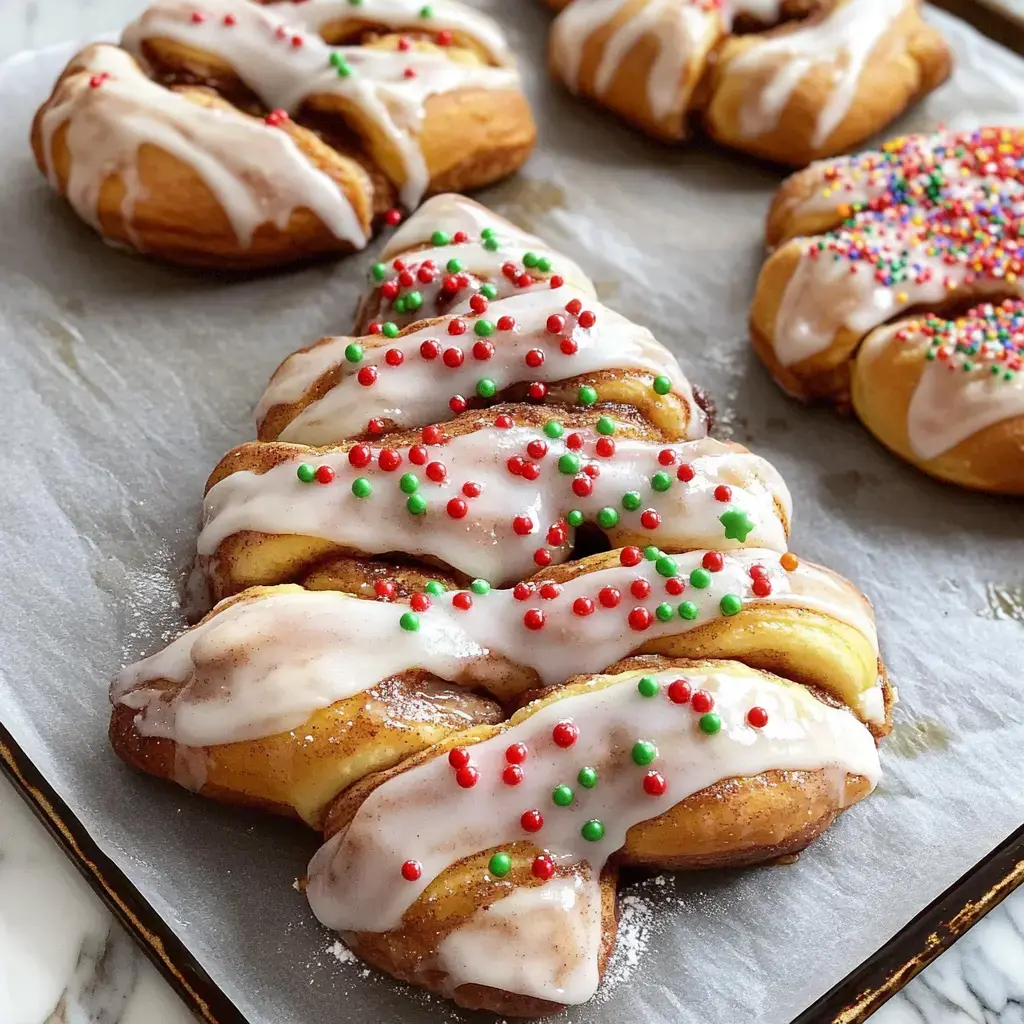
[1,5,1023,1023]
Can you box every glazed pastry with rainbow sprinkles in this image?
[752,127,1024,494]
[111,195,892,1014]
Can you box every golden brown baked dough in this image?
[751,128,1024,493]
[309,656,880,1014]
[31,0,535,268]
[546,0,950,165]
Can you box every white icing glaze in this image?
[306,663,880,1003]
[728,0,906,148]
[858,322,1024,460]
[255,286,703,445]
[113,547,883,749]
[435,874,602,1004]
[121,0,520,209]
[198,432,791,585]
[771,215,1024,367]
[37,45,367,249]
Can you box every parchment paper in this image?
[1,6,1022,1023]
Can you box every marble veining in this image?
[1,1,1022,1023]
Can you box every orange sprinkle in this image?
[780,552,799,571]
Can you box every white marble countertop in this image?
[2,3,1022,1023]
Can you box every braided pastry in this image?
[751,128,1024,493]
[109,197,890,1012]
[545,0,951,165]
[31,0,534,268]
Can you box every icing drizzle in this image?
[306,662,880,1002]
[113,546,884,750]
[199,431,792,586]
[121,0,520,208]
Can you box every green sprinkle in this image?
[581,819,605,843]
[399,612,419,632]
[483,237,500,251]
[621,491,642,512]
[404,291,423,311]
[480,227,496,240]
[382,322,399,339]
[296,463,316,483]
[479,283,498,299]
[522,252,539,268]
[476,378,497,398]
[577,766,598,789]
[425,580,445,596]
[567,510,584,527]
[637,676,659,698]
[644,546,660,561]
[577,385,598,406]
[720,508,756,542]
[399,472,419,494]
[631,740,657,766]
[488,852,511,877]
[333,57,352,77]
[430,229,450,246]
[371,262,387,282]
[678,601,698,620]
[406,494,427,515]
[446,257,463,274]
[419,3,433,16]
[689,568,712,589]
[470,578,490,595]
[474,320,495,337]
[345,342,363,363]
[720,593,743,616]
[655,555,677,578]
[653,376,672,395]
[651,472,672,492]
[536,256,552,272]
[544,420,564,439]
[655,602,674,622]
[699,713,722,735]
[552,784,574,807]
[351,477,372,498]
[596,416,616,435]
[596,507,619,529]
[558,453,580,475]
[393,297,407,315]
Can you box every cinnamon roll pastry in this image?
[546,0,950,165]
[353,194,596,334]
[31,0,535,268]
[751,128,1024,493]
[199,404,790,598]
[110,546,888,823]
[307,655,881,1014]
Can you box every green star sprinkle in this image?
[631,740,657,766]
[689,568,712,589]
[699,713,722,735]
[720,508,756,542]
[637,676,659,697]
[351,477,372,498]
[552,784,574,807]
[488,852,511,877]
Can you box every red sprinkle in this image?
[385,348,404,367]
[367,418,385,435]
[628,607,652,631]
[532,854,555,879]
[528,382,548,401]
[410,593,431,613]
[524,608,545,631]
[502,764,524,786]
[747,707,769,728]
[658,449,677,466]
[573,597,595,616]
[401,860,422,881]
[552,721,579,747]
[495,414,514,429]
[472,341,494,361]
[630,578,652,599]
[565,298,582,316]
[527,440,548,460]
[549,275,564,289]
[643,771,667,796]
[449,395,467,414]
[436,28,453,45]
[462,481,481,498]
[752,577,772,597]
[572,475,593,497]
[315,465,335,485]
[357,366,377,387]
[578,310,596,329]
[598,586,621,608]
[456,765,479,788]
[665,577,684,596]
[691,690,714,713]
[449,747,470,769]
[374,580,396,601]
[452,231,468,243]
[446,497,468,519]
[385,209,402,227]
[191,10,206,22]
[547,524,567,546]
[422,424,443,445]
[348,445,371,468]
[426,461,447,483]
[512,515,534,536]
[595,437,615,458]
[420,340,440,360]
[448,319,467,336]
[620,547,643,567]
[443,347,464,368]
[668,680,692,704]
[521,810,544,833]
[452,591,472,610]
[677,464,695,483]
[534,548,552,567]
[749,564,768,579]
[513,582,532,601]
[521,463,540,481]
[565,433,584,451]
[506,457,525,477]
[546,314,566,335]
[506,743,528,764]
[525,349,545,368]
[368,322,383,335]
[497,315,516,331]
[640,509,661,530]
[714,485,732,502]
[469,294,488,314]
[702,551,724,572]
[409,445,428,466]
[378,449,402,472]
[560,338,578,355]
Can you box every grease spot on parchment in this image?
[593,279,620,302]
[979,583,1024,623]
[498,178,567,231]
[886,719,951,759]
[821,469,881,501]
